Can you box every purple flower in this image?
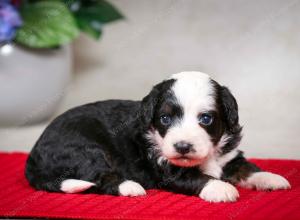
[0,1,22,43]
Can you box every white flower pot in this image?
[0,44,72,127]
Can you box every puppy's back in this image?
[25,100,141,192]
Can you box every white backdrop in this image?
[1,0,300,159]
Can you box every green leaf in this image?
[15,1,79,48]
[75,0,124,23]
[72,0,123,39]
[76,14,103,39]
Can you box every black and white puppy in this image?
[25,71,290,202]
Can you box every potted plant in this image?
[0,0,123,126]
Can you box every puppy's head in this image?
[142,71,241,167]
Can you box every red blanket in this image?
[0,152,299,220]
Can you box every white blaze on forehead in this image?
[171,71,210,79]
[170,71,215,112]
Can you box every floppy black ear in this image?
[140,87,159,128]
[220,86,239,132]
[140,79,175,129]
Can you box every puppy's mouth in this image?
[169,156,204,167]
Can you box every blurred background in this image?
[0,0,299,159]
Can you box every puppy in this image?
[25,71,290,202]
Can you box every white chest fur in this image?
[200,149,239,179]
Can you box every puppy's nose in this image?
[173,141,193,155]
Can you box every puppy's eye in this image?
[198,113,213,126]
[160,115,172,126]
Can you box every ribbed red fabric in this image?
[0,152,299,220]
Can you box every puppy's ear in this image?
[140,87,159,127]
[220,86,239,132]
[140,79,175,129]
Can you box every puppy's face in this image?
[143,72,240,167]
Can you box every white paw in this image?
[199,180,239,203]
[240,172,291,191]
[118,180,146,197]
[60,179,95,193]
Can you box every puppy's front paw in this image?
[240,172,291,191]
[118,180,146,197]
[199,180,239,202]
